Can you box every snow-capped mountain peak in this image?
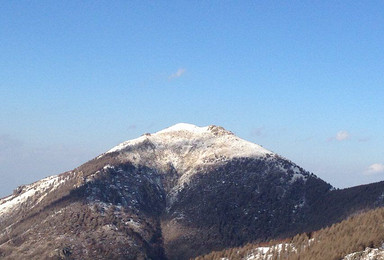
[107,123,273,158]
[103,123,278,196]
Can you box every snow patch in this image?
[290,173,305,183]
[245,243,296,260]
[343,248,384,260]
[103,164,114,170]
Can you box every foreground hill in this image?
[197,204,384,260]
[0,123,383,259]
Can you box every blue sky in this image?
[1,1,383,196]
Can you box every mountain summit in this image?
[1,124,382,259]
[105,123,274,199]
[108,123,271,157]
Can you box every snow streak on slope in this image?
[0,175,66,216]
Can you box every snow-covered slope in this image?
[0,174,69,218]
[103,123,307,194]
[107,123,272,161]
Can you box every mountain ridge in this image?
[0,123,382,259]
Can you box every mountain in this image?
[0,123,383,259]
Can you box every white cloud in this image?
[336,130,350,141]
[169,68,186,79]
[328,130,350,142]
[364,163,384,175]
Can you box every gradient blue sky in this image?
[1,1,383,197]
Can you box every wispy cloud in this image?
[169,68,186,79]
[357,136,371,142]
[250,127,265,137]
[364,163,384,175]
[328,130,350,142]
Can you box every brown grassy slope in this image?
[195,206,384,260]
